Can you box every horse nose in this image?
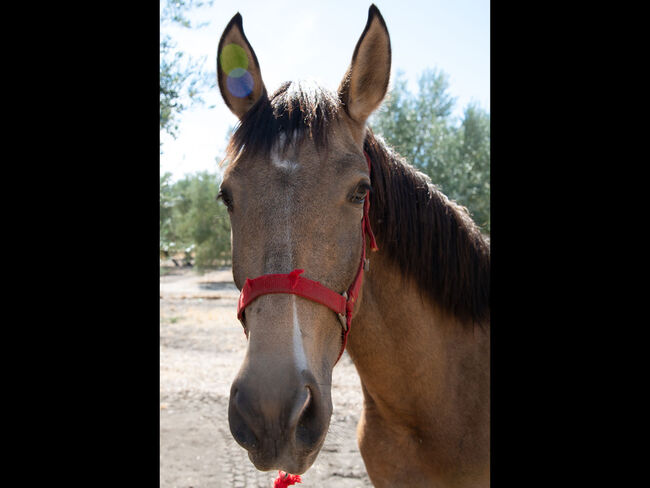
[228,372,326,456]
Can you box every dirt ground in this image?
[160,266,372,487]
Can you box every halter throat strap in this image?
[236,151,378,363]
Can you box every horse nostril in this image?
[289,387,311,424]
[228,387,258,450]
[295,386,323,449]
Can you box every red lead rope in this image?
[235,151,378,486]
[273,471,302,487]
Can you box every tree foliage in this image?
[160,0,215,139]
[370,69,490,233]
[160,171,231,270]
[160,171,177,255]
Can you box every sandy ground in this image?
[160,266,372,487]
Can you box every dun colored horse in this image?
[216,5,490,487]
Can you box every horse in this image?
[215,5,490,487]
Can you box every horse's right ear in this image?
[217,13,267,119]
[338,5,391,129]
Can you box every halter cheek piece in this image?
[236,152,379,364]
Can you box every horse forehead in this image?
[270,141,301,173]
[269,132,320,171]
[231,128,359,196]
[253,144,334,197]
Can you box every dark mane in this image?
[225,80,341,163]
[225,81,489,325]
[364,128,490,325]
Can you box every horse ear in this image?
[217,13,267,119]
[338,5,391,126]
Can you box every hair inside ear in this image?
[217,13,267,119]
[338,5,391,126]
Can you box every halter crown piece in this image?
[236,151,378,364]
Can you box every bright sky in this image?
[160,0,489,181]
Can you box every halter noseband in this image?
[236,151,378,364]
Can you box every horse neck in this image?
[348,249,490,413]
[345,249,490,466]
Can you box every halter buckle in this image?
[338,312,348,331]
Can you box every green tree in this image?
[444,103,490,231]
[160,0,215,139]
[160,171,177,258]
[169,171,231,270]
[370,69,490,233]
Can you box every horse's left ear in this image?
[338,4,391,127]
[217,13,267,119]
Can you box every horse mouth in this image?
[246,441,323,475]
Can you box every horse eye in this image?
[350,183,371,204]
[217,189,234,212]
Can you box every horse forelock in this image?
[224,80,342,167]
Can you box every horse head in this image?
[217,5,390,475]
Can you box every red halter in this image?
[236,151,378,363]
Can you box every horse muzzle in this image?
[228,366,332,474]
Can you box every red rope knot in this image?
[288,268,304,290]
[273,470,302,487]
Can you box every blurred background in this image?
[160,0,490,270]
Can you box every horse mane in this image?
[224,81,490,325]
[364,128,490,326]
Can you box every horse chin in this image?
[245,405,330,475]
[247,443,322,475]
